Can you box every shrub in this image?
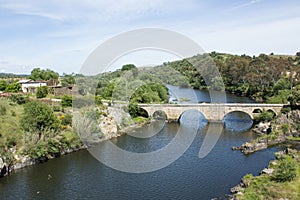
[254,110,274,123]
[9,94,27,104]
[47,138,61,155]
[272,156,297,182]
[281,106,291,114]
[28,142,48,159]
[61,131,81,149]
[61,95,72,107]
[36,86,48,98]
[95,95,103,105]
[52,106,61,112]
[281,124,290,134]
[61,113,72,126]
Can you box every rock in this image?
[231,185,242,193]
[261,168,274,175]
[253,122,271,135]
[0,158,4,169]
[0,159,8,177]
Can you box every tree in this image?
[36,86,48,98]
[128,102,139,118]
[61,73,75,87]
[288,87,300,106]
[29,68,59,81]
[273,78,290,94]
[121,64,136,71]
[20,101,59,141]
[121,64,138,77]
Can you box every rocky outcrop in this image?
[234,109,300,154]
[232,135,286,154]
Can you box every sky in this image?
[0,0,300,74]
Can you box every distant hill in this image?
[0,73,29,78]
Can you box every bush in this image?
[5,82,21,92]
[254,110,275,123]
[61,114,72,126]
[47,138,61,155]
[61,131,81,149]
[95,95,103,105]
[281,106,291,114]
[272,156,297,182]
[28,142,48,159]
[52,106,61,112]
[281,124,290,134]
[61,95,72,107]
[9,94,27,104]
[36,86,48,98]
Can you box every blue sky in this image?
[0,0,300,74]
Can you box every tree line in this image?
[160,52,300,105]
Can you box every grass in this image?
[287,136,300,141]
[0,98,24,151]
[236,151,300,200]
[132,116,150,123]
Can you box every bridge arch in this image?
[137,107,149,118]
[178,109,207,126]
[266,109,277,117]
[224,110,253,120]
[224,110,254,120]
[223,111,253,132]
[153,110,168,120]
[252,108,263,114]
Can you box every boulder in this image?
[261,168,274,175]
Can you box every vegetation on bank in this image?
[0,98,81,167]
[234,150,300,200]
[157,52,300,104]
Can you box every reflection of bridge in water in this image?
[138,103,284,122]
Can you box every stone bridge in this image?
[138,103,284,122]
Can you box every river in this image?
[0,87,280,200]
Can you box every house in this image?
[18,79,47,93]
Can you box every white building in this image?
[18,79,47,93]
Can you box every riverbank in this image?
[232,109,300,154]
[0,104,151,178]
[230,148,300,199]
[229,109,300,199]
